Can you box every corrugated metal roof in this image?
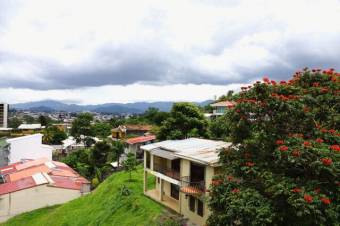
[210,101,235,107]
[150,148,178,160]
[141,138,231,165]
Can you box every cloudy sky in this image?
[0,0,340,104]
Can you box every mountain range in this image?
[12,100,213,114]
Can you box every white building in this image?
[5,134,53,165]
[0,103,9,128]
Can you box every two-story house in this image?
[210,101,235,117]
[142,138,231,226]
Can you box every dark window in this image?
[170,184,179,200]
[197,199,204,217]
[146,152,150,169]
[189,196,195,212]
[157,177,160,184]
[171,159,180,172]
[190,163,205,182]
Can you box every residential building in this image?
[111,124,153,139]
[210,101,235,117]
[0,139,10,167]
[142,138,231,226]
[0,134,53,167]
[17,123,45,135]
[0,103,9,128]
[125,135,156,159]
[0,158,90,222]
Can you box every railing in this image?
[153,163,180,180]
[180,176,205,194]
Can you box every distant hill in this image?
[12,100,213,113]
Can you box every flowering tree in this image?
[208,68,339,226]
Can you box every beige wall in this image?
[145,153,216,226]
[0,185,83,222]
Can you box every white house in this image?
[6,134,53,164]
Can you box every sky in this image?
[0,0,340,104]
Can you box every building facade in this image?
[0,103,8,128]
[142,138,231,226]
[0,158,90,222]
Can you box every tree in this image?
[208,68,339,226]
[23,115,35,124]
[208,115,230,140]
[43,126,67,144]
[38,115,51,127]
[92,122,112,138]
[157,102,208,140]
[112,140,125,168]
[8,117,22,129]
[89,141,114,168]
[70,113,94,141]
[143,107,170,125]
[123,153,137,181]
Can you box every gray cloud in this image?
[0,0,340,90]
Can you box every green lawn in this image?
[1,167,164,226]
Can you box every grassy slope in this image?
[2,167,163,226]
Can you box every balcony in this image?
[180,176,205,195]
[153,162,180,181]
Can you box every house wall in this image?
[0,185,82,222]
[6,134,52,164]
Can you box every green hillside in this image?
[1,167,167,226]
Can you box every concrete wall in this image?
[6,134,52,164]
[0,184,82,222]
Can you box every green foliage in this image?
[2,167,164,226]
[38,115,51,127]
[8,117,22,129]
[208,69,340,226]
[23,115,35,124]
[123,153,137,181]
[112,140,125,168]
[70,113,94,140]
[143,107,170,125]
[92,122,112,138]
[43,126,67,144]
[158,102,208,140]
[208,115,231,140]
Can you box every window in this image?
[197,199,204,217]
[157,177,160,184]
[170,184,179,200]
[189,196,195,212]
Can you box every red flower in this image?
[321,157,332,166]
[315,138,324,143]
[291,150,301,157]
[330,145,340,152]
[226,175,234,181]
[280,81,287,85]
[320,197,331,205]
[279,145,289,152]
[263,77,270,83]
[276,140,284,145]
[271,80,277,85]
[314,188,320,193]
[231,188,240,193]
[303,141,312,147]
[328,129,336,134]
[245,162,255,167]
[211,179,222,186]
[304,194,313,203]
[321,128,328,133]
[291,187,302,193]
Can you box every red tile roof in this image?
[125,135,156,145]
[0,158,89,195]
[0,177,36,195]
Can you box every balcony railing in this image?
[153,163,180,180]
[180,176,205,195]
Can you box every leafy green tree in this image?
[23,115,35,124]
[123,153,137,181]
[143,107,170,125]
[8,117,22,129]
[208,115,230,140]
[38,115,51,127]
[208,69,340,226]
[158,102,208,140]
[43,126,67,144]
[89,141,114,168]
[71,113,94,141]
[92,122,112,138]
[112,140,125,168]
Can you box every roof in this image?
[112,124,152,132]
[18,124,44,129]
[210,101,235,107]
[0,158,90,195]
[125,135,156,145]
[141,138,231,165]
